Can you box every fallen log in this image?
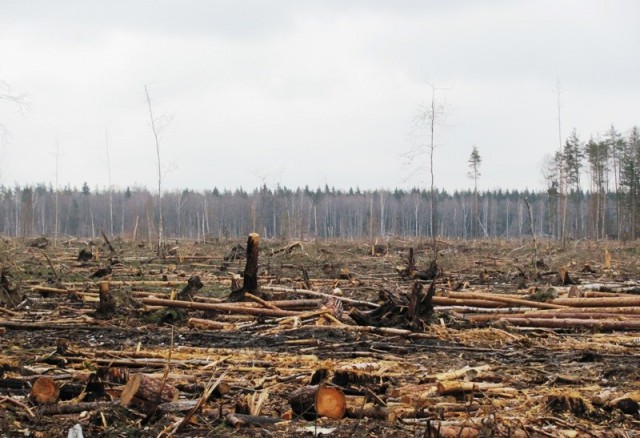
[187,318,233,330]
[544,306,640,315]
[261,285,380,308]
[499,317,640,331]
[460,292,565,310]
[141,298,302,317]
[289,385,346,420]
[433,365,492,382]
[436,380,506,395]
[467,312,640,322]
[38,400,115,415]
[431,297,511,308]
[120,373,179,408]
[552,296,640,307]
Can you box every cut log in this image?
[433,365,492,382]
[39,401,114,415]
[187,318,233,330]
[141,297,301,317]
[29,376,60,405]
[552,296,640,308]
[289,385,346,420]
[460,292,565,310]
[436,380,505,395]
[120,373,179,407]
[499,317,640,331]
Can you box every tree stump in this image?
[29,376,60,405]
[177,275,204,301]
[228,233,261,302]
[96,281,116,317]
[289,385,346,420]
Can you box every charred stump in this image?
[228,233,265,302]
[0,268,23,308]
[177,275,204,301]
[77,248,93,262]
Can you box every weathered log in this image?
[225,413,285,428]
[29,376,60,405]
[460,292,565,309]
[120,373,179,407]
[261,285,380,308]
[289,385,346,420]
[552,296,640,307]
[545,306,640,315]
[157,399,199,414]
[38,401,114,415]
[245,292,281,311]
[500,317,640,330]
[345,403,388,420]
[432,297,511,308]
[141,297,301,317]
[433,365,492,382]
[436,380,506,395]
[468,311,640,322]
[187,318,233,330]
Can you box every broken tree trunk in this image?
[228,233,261,302]
[289,385,346,420]
[120,373,179,408]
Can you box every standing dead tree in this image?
[422,82,449,260]
[144,85,166,256]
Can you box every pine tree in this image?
[562,129,583,238]
[467,146,481,238]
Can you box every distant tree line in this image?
[1,123,638,243]
[0,182,627,242]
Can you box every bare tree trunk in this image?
[144,85,164,256]
[54,140,60,247]
[105,130,114,236]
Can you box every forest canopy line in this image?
[1,124,638,242]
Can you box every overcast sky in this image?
[0,0,638,193]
